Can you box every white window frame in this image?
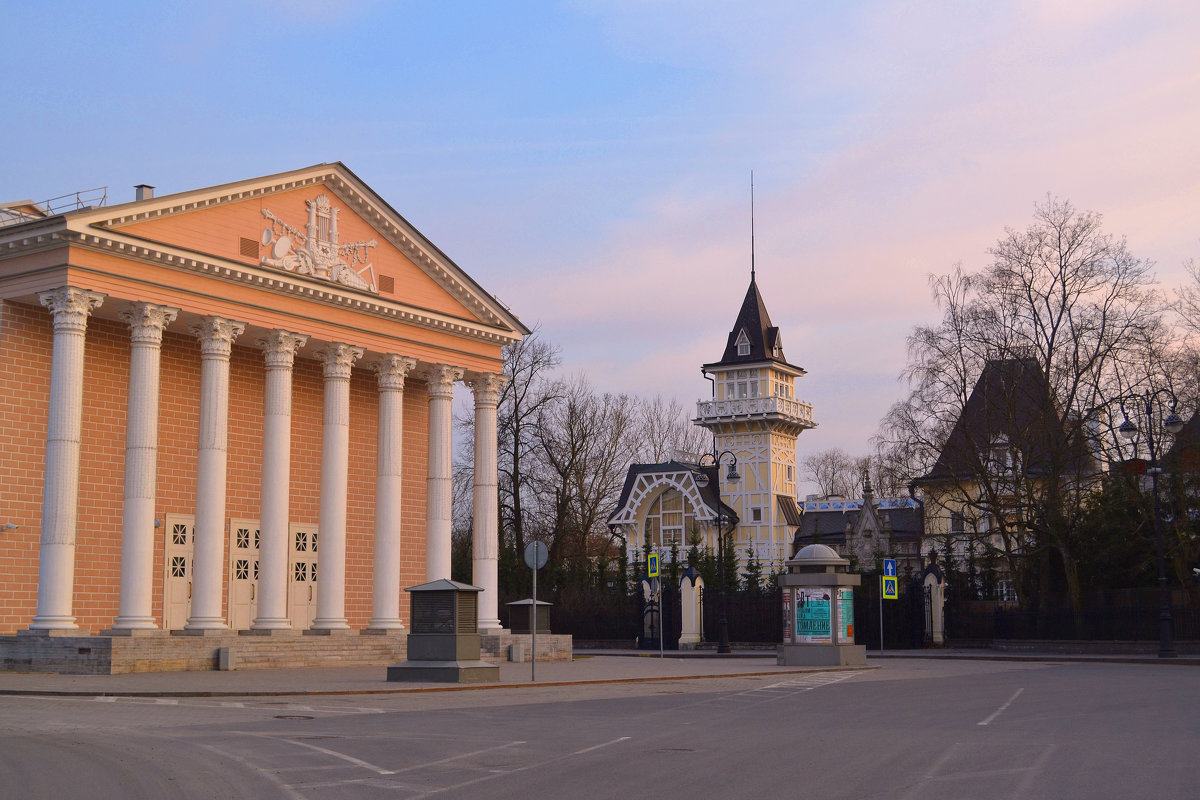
[736,329,751,356]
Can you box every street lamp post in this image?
[695,450,740,654]
[1117,388,1184,659]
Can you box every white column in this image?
[185,316,246,630]
[29,287,105,630]
[112,302,179,630]
[367,354,417,630]
[423,364,463,581]
[467,372,507,631]
[252,330,308,630]
[310,342,363,630]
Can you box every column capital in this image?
[318,342,364,379]
[191,316,246,357]
[422,363,464,399]
[39,287,106,332]
[258,330,309,370]
[466,372,508,407]
[374,354,418,391]
[119,302,179,345]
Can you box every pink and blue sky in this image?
[4,1,1198,459]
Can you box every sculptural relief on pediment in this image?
[259,193,377,292]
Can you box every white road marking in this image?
[898,742,960,800]
[68,695,381,716]
[403,738,624,798]
[234,731,397,775]
[385,740,528,775]
[194,741,310,800]
[573,736,631,755]
[1012,744,1057,798]
[978,688,1024,726]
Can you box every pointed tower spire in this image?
[750,170,756,284]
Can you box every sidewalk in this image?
[0,653,856,698]
[0,648,1193,698]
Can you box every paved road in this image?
[1,659,1197,799]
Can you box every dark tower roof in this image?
[703,276,804,373]
[915,357,1096,483]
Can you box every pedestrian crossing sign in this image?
[648,552,660,578]
[882,576,898,600]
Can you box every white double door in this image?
[162,514,318,630]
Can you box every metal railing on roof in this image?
[0,186,108,228]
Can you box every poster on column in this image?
[795,588,831,643]
[837,588,854,641]
[782,590,793,644]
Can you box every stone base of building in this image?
[776,643,867,667]
[0,630,576,674]
[479,632,573,663]
[0,629,409,674]
[0,630,575,675]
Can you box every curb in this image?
[866,652,1200,666]
[0,664,877,699]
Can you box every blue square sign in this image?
[883,558,897,577]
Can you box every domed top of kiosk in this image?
[794,543,845,563]
[788,543,850,573]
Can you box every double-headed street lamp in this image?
[1117,388,1184,659]
[694,450,739,654]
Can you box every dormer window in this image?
[735,329,751,356]
[986,435,1016,476]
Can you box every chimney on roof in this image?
[134,184,155,201]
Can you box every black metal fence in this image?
[854,578,927,650]
[702,588,784,644]
[637,579,682,650]
[499,587,639,641]
[946,589,1200,642]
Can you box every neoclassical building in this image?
[0,164,525,657]
[609,274,815,572]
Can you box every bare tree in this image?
[497,329,563,556]
[800,447,860,497]
[536,375,642,566]
[880,196,1168,611]
[637,394,710,463]
[1177,258,1200,338]
[1172,259,1200,412]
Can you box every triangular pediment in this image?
[66,163,526,337]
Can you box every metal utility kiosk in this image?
[386,579,499,683]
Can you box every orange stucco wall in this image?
[0,300,431,634]
[114,184,479,321]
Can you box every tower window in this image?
[735,329,751,356]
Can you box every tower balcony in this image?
[695,395,816,433]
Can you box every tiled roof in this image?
[916,357,1096,483]
[703,277,804,372]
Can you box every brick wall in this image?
[0,300,430,634]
